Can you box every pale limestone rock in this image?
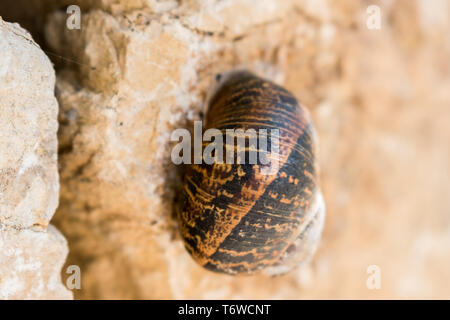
[0,19,58,230]
[0,225,71,300]
[0,18,71,299]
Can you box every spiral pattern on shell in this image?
[177,71,325,275]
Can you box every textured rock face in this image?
[48,0,342,299]
[0,225,70,299]
[0,19,71,299]
[0,19,59,230]
[42,0,450,299]
[2,0,449,299]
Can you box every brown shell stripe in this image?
[178,72,317,273]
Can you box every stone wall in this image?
[0,18,71,299]
[0,0,449,299]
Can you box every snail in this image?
[176,71,325,275]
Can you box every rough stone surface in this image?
[0,18,71,299]
[0,19,59,229]
[0,225,71,299]
[2,0,449,299]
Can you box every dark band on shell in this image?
[177,71,325,275]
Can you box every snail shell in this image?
[177,71,325,275]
